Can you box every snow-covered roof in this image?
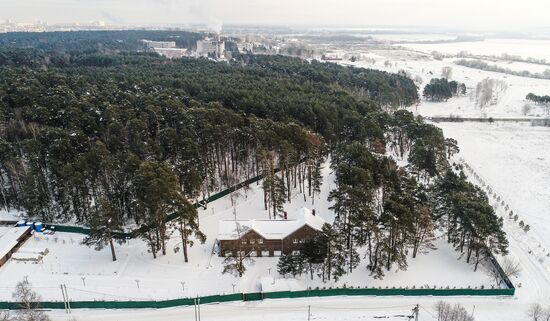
[217,207,327,241]
[0,226,31,260]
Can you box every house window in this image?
[293,238,298,244]
[241,239,247,245]
[250,239,255,245]
[292,250,300,255]
[258,239,264,244]
[225,250,232,257]
[299,239,305,244]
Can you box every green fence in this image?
[42,171,268,240]
[0,286,514,310]
[12,165,515,311]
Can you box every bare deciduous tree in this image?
[528,304,544,321]
[222,224,254,277]
[475,78,508,109]
[527,303,550,321]
[484,257,521,286]
[0,310,11,321]
[11,279,50,321]
[500,257,522,284]
[441,66,453,80]
[435,301,475,321]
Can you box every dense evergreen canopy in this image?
[0,31,417,223]
[0,31,506,272]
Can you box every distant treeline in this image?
[455,52,550,67]
[0,30,204,52]
[526,93,550,105]
[454,59,550,80]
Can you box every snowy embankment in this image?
[0,159,493,301]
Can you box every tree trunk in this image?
[109,236,117,261]
[181,221,189,263]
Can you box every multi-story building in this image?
[196,38,225,59]
[142,40,177,49]
[153,48,188,59]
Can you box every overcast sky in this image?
[2,0,549,32]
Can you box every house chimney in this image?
[312,209,316,216]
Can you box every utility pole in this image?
[197,296,201,321]
[61,284,71,314]
[308,304,311,321]
[413,304,419,321]
[193,298,198,321]
[60,285,68,314]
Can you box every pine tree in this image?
[132,161,182,258]
[277,254,297,277]
[173,197,206,262]
[261,151,287,219]
[311,159,323,205]
[301,237,326,280]
[411,207,436,258]
[82,197,125,261]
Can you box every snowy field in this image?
[0,161,494,302]
[438,122,550,286]
[347,50,550,119]
[403,38,550,62]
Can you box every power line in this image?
[420,304,438,320]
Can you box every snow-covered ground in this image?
[3,37,550,320]
[347,51,550,119]
[46,295,526,321]
[0,160,493,302]
[0,210,23,221]
[341,42,550,320]
[403,38,550,62]
[439,122,550,292]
